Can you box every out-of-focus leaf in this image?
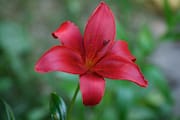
[143,64,173,103]
[137,26,155,56]
[116,88,132,120]
[162,5,180,41]
[55,72,78,97]
[116,21,128,41]
[163,0,173,27]
[55,72,78,82]
[132,26,155,64]
[0,99,15,120]
[111,82,135,120]
[0,21,30,58]
[115,0,133,14]
[49,93,67,120]
[101,107,118,120]
[173,11,180,25]
[146,90,165,107]
[116,21,135,50]
[0,77,12,91]
[128,106,156,120]
[145,90,172,118]
[0,21,30,81]
[28,108,47,120]
[162,31,180,40]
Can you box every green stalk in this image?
[66,84,80,120]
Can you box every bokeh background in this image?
[0,0,180,120]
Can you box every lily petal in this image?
[93,55,148,87]
[80,72,105,106]
[52,21,83,54]
[35,46,85,74]
[110,40,136,61]
[84,2,115,59]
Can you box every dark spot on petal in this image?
[103,40,110,46]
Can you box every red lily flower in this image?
[35,2,148,106]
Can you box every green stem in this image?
[67,84,80,120]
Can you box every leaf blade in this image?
[49,93,67,120]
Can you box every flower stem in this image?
[67,84,80,120]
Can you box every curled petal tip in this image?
[51,21,75,39]
[100,1,106,5]
[34,64,45,73]
[99,1,109,5]
[99,1,112,10]
[34,65,39,72]
[140,79,148,87]
[52,21,83,53]
[51,32,58,39]
[52,21,71,39]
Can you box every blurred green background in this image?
[0,0,180,120]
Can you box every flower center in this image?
[85,59,95,69]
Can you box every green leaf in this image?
[49,93,67,120]
[0,21,30,81]
[162,31,180,40]
[163,0,173,27]
[143,64,173,104]
[0,77,13,91]
[136,26,155,57]
[116,21,128,41]
[0,99,15,120]
[128,106,157,120]
[132,26,154,63]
